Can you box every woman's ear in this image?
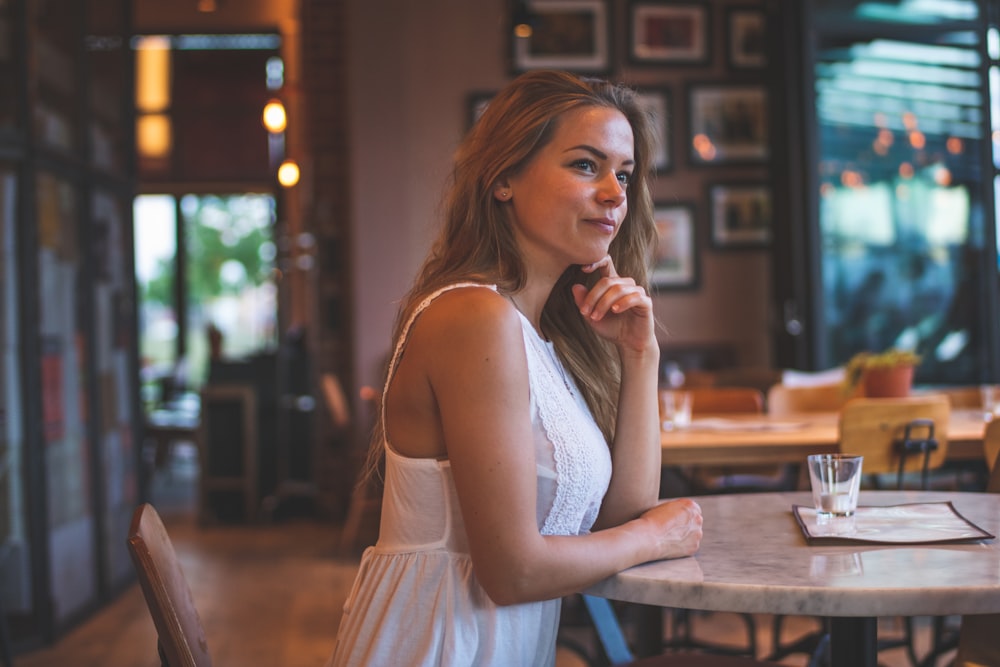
[493,181,512,202]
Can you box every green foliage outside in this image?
[140,194,275,307]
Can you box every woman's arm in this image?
[414,287,701,606]
[571,257,663,529]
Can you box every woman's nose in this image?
[599,175,626,206]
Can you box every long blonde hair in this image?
[366,70,658,477]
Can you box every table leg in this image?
[632,604,664,657]
[829,617,878,667]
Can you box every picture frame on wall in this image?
[726,8,766,69]
[709,183,772,248]
[511,0,610,73]
[651,202,698,289]
[633,87,671,171]
[628,1,709,65]
[688,83,768,164]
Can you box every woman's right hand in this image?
[639,498,704,561]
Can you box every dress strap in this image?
[380,283,498,435]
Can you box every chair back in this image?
[953,445,1000,666]
[934,385,984,410]
[984,419,1000,473]
[767,383,848,415]
[126,503,213,667]
[838,395,950,488]
[688,387,764,415]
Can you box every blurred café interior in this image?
[1,0,999,662]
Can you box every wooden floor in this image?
[14,444,955,667]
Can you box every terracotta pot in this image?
[862,365,914,398]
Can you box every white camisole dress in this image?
[327,283,612,667]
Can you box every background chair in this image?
[765,382,849,415]
[570,595,780,667]
[950,433,1000,666]
[126,502,213,667]
[983,418,1000,484]
[839,395,950,490]
[686,387,764,414]
[686,387,798,494]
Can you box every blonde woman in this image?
[328,70,702,667]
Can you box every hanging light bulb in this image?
[262,99,287,133]
[277,159,300,187]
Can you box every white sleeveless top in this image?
[327,283,612,667]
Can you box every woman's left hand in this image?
[571,255,655,355]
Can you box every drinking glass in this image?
[807,454,863,518]
[659,389,692,431]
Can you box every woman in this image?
[328,69,703,667]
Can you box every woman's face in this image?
[497,105,634,279]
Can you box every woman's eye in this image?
[617,172,632,186]
[572,159,597,173]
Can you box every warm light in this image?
[908,131,926,150]
[137,114,172,158]
[840,170,863,187]
[135,36,171,112]
[692,134,717,161]
[277,159,300,187]
[899,162,914,179]
[933,166,952,186]
[262,99,287,133]
[514,23,533,38]
[946,137,963,154]
[902,112,918,131]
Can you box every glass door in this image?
[769,0,998,383]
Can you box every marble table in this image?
[586,490,1000,667]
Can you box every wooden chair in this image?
[576,595,780,667]
[952,441,1000,666]
[126,503,213,667]
[983,418,1000,477]
[934,385,984,410]
[335,377,383,555]
[839,395,951,490]
[765,382,849,415]
[687,387,797,494]
[687,387,765,414]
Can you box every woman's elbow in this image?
[475,559,543,606]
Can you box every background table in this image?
[660,409,988,466]
[586,490,1000,667]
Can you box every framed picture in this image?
[709,183,772,248]
[726,8,766,69]
[633,87,671,172]
[511,0,610,73]
[628,1,710,65]
[688,84,769,164]
[466,91,495,129]
[651,202,698,289]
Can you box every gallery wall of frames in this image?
[480,0,773,296]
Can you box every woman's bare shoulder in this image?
[407,286,523,362]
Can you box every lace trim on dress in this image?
[517,317,606,536]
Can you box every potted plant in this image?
[843,348,923,398]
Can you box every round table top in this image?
[586,490,1000,618]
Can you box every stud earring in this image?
[500,190,510,200]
